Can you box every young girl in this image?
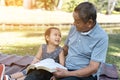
[1,27,65,80]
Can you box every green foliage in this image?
[4,0,120,13]
[62,0,108,13]
[116,0,120,7]
[62,0,84,12]
[36,0,57,10]
[62,0,120,13]
[62,0,77,12]
[4,0,59,10]
[5,0,23,6]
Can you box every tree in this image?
[106,0,117,15]
[56,0,63,10]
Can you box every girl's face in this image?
[46,29,61,46]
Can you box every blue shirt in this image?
[65,23,108,70]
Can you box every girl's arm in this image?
[31,46,42,64]
[59,45,68,66]
[59,50,65,66]
[63,45,68,56]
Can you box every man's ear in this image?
[87,19,94,28]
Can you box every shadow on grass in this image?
[109,34,120,47]
[107,33,120,78]
[108,33,120,54]
[107,33,120,55]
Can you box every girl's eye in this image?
[59,34,61,37]
[54,34,61,37]
[55,34,57,36]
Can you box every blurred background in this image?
[0,0,120,77]
[0,0,120,14]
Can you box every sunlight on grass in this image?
[0,26,70,55]
[0,32,45,45]
[1,43,40,55]
[0,31,44,55]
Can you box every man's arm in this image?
[69,60,100,77]
[54,60,100,78]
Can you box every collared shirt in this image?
[65,23,108,70]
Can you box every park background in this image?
[0,0,120,78]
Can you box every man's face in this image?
[73,12,91,32]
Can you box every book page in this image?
[27,58,67,73]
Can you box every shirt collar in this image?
[80,29,92,35]
[80,23,98,36]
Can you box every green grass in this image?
[0,26,120,78]
[101,10,120,14]
[0,26,70,55]
[106,33,120,77]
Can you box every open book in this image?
[26,58,67,73]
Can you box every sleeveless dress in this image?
[41,44,62,63]
[22,44,62,75]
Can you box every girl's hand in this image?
[31,57,39,64]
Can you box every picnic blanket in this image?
[0,53,33,75]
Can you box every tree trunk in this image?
[32,0,36,8]
[56,0,63,10]
[23,0,32,9]
[44,0,47,10]
[106,0,117,15]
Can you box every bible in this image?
[26,58,67,73]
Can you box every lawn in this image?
[0,26,120,77]
[0,26,70,55]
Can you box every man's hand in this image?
[50,76,56,80]
[53,68,69,78]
